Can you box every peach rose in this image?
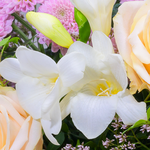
[0,86,43,150]
[113,0,150,94]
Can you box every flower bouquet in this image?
[0,0,150,149]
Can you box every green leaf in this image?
[84,141,96,148]
[12,13,36,35]
[76,139,80,147]
[123,119,148,134]
[46,131,65,150]
[3,37,20,51]
[74,8,91,43]
[8,37,20,44]
[147,107,150,121]
[61,122,69,133]
[0,36,11,47]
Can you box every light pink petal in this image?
[10,116,31,150]
[25,119,42,150]
[0,106,10,150]
[128,15,150,64]
[113,1,144,66]
[131,52,150,84]
[0,95,24,126]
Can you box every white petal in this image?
[41,119,59,145]
[42,101,61,135]
[71,93,117,139]
[67,41,106,72]
[67,41,107,91]
[60,91,75,120]
[92,31,114,55]
[70,0,95,16]
[16,76,52,119]
[16,46,58,77]
[58,52,85,87]
[25,119,42,150]
[0,58,25,83]
[42,78,60,113]
[106,54,128,90]
[116,89,147,125]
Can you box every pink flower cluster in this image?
[0,12,14,41]
[37,0,79,55]
[1,0,44,14]
[0,0,44,41]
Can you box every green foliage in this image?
[74,8,91,43]
[46,132,65,150]
[147,107,150,121]
[0,36,11,46]
[0,36,20,60]
[123,120,148,134]
[123,106,150,135]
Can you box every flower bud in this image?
[26,12,74,48]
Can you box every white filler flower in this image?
[60,31,147,139]
[0,46,85,144]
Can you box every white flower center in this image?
[96,79,120,96]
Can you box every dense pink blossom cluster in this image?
[0,5,14,41]
[0,0,44,41]
[37,0,79,54]
[0,14,14,41]
[1,0,44,14]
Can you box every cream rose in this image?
[113,0,150,94]
[0,86,43,150]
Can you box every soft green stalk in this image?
[131,130,149,149]
[12,13,36,35]
[0,45,6,62]
[144,92,150,102]
[12,22,39,51]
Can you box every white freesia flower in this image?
[60,31,147,139]
[70,0,116,36]
[0,46,85,144]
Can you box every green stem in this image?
[12,13,36,35]
[12,22,39,51]
[144,92,150,102]
[131,130,149,150]
[0,45,6,62]
[108,127,116,134]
